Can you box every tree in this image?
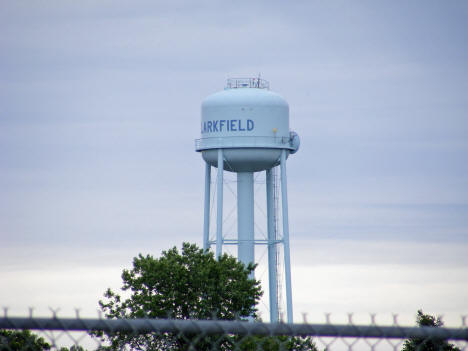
[59,346,86,351]
[401,310,460,351]
[237,335,319,351]
[96,243,263,351]
[0,330,51,351]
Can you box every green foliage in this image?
[58,346,86,351]
[0,330,51,351]
[96,242,263,350]
[237,335,319,351]
[401,310,461,351]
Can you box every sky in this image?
[1,0,467,327]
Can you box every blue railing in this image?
[226,77,270,89]
[195,135,293,151]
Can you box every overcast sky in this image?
[1,1,467,325]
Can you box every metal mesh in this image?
[0,311,466,351]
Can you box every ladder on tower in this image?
[272,166,284,321]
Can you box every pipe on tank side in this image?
[280,149,293,324]
[237,171,254,278]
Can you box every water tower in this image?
[195,78,299,323]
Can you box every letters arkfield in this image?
[201,119,254,133]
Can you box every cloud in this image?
[1,0,467,320]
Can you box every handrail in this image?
[226,78,270,89]
[195,135,293,151]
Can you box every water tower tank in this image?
[196,78,299,170]
[195,78,299,324]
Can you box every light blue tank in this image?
[195,78,298,324]
[195,79,299,172]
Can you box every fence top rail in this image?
[1,317,467,341]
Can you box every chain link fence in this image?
[1,311,467,351]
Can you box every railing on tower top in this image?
[226,78,270,89]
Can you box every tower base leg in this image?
[237,172,254,278]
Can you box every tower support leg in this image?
[203,162,211,251]
[216,149,224,259]
[280,149,293,323]
[266,168,278,323]
[237,171,254,278]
